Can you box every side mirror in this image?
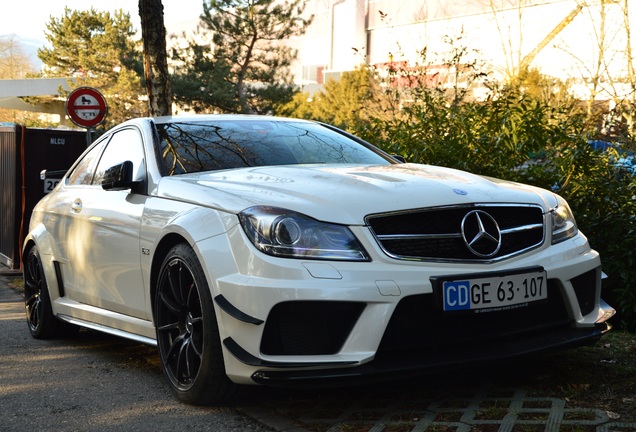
[392,154,407,163]
[40,169,69,180]
[102,161,139,191]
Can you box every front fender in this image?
[140,198,238,319]
[161,206,237,245]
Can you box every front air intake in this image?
[261,301,365,355]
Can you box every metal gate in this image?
[0,126,20,269]
[0,125,86,270]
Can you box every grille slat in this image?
[367,204,545,262]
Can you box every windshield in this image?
[156,119,393,175]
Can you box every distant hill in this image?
[18,36,45,70]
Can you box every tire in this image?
[24,246,75,339]
[155,243,238,405]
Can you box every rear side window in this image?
[156,120,391,175]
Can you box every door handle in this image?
[71,198,82,213]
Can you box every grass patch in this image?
[8,276,24,292]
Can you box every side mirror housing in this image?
[102,161,140,191]
[40,169,68,180]
[392,154,407,163]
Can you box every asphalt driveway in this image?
[1,271,634,432]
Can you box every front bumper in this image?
[248,320,612,387]
[196,224,615,386]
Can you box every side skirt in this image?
[58,314,157,346]
[53,297,157,346]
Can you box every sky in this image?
[1,0,203,65]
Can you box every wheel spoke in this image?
[189,331,202,357]
[158,290,182,315]
[25,292,39,307]
[182,338,202,383]
[186,339,201,376]
[166,263,183,307]
[157,321,180,333]
[26,296,41,328]
[185,281,197,310]
[27,255,41,285]
[176,337,200,384]
[176,339,189,382]
[166,332,186,364]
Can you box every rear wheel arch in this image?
[22,240,36,265]
[23,243,77,339]
[22,239,61,300]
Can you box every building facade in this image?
[291,0,635,101]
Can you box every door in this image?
[59,127,149,319]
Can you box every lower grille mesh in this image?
[571,269,597,316]
[261,301,365,355]
[377,280,569,359]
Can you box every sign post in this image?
[65,87,108,146]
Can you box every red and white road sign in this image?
[66,87,108,128]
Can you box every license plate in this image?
[437,268,547,312]
[43,178,61,194]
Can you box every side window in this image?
[92,128,145,186]
[66,140,107,186]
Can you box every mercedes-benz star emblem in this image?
[461,210,502,257]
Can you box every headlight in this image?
[238,206,370,261]
[551,196,578,244]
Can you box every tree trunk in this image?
[139,0,172,116]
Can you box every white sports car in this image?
[24,115,615,404]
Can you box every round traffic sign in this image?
[66,87,108,128]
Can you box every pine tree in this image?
[38,7,147,128]
[171,0,313,114]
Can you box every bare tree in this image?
[487,0,525,80]
[552,1,634,136]
[0,35,34,79]
[139,0,172,116]
[621,0,636,133]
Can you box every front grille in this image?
[261,301,365,356]
[376,279,570,360]
[367,204,545,262]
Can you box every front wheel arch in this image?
[154,242,239,405]
[149,233,190,322]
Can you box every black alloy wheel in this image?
[155,243,237,405]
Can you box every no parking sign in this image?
[65,87,108,128]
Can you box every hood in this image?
[156,164,555,225]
